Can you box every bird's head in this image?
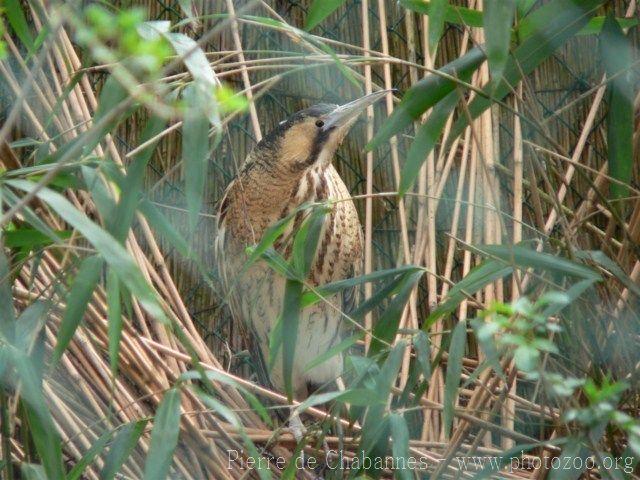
[254,90,391,173]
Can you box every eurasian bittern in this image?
[215,91,388,416]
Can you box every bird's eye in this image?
[315,120,325,128]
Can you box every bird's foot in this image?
[288,413,308,466]
[288,413,307,443]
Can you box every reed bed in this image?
[1,0,639,479]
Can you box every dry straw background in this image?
[1,0,639,478]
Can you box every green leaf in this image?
[576,250,640,298]
[4,228,71,249]
[428,0,448,56]
[198,390,241,428]
[401,0,629,37]
[94,76,129,128]
[400,0,482,28]
[414,331,432,380]
[281,279,303,401]
[601,13,635,201]
[67,429,114,480]
[11,349,64,479]
[443,320,466,438]
[303,333,362,373]
[472,441,544,479]
[400,91,458,195]
[292,205,329,277]
[20,464,47,480]
[4,0,35,54]
[139,200,190,257]
[376,341,407,394]
[368,47,485,151]
[293,390,348,415]
[107,268,122,376]
[579,16,639,36]
[369,270,424,357]
[426,260,513,326]
[389,413,412,480]
[0,246,16,342]
[109,111,168,243]
[15,301,48,354]
[476,244,601,281]
[301,265,423,308]
[54,255,104,362]
[144,388,182,480]
[245,202,315,269]
[547,437,591,480]
[182,84,211,234]
[484,0,515,84]
[8,179,169,323]
[305,0,345,30]
[101,420,147,480]
[446,0,604,146]
[81,165,116,222]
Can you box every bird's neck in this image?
[228,163,332,241]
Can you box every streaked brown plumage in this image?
[215,92,387,400]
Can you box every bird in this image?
[214,91,388,423]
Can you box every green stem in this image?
[0,389,13,480]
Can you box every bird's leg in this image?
[289,407,306,444]
[288,404,308,472]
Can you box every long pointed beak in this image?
[322,89,394,131]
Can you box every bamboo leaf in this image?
[484,0,515,84]
[426,260,513,326]
[0,247,16,342]
[473,442,543,479]
[15,301,48,354]
[446,0,604,146]
[476,244,602,281]
[400,91,458,195]
[4,228,71,249]
[428,0,448,56]
[12,349,64,479]
[293,390,349,415]
[198,390,241,428]
[4,0,35,54]
[444,320,466,438]
[301,265,423,307]
[109,110,168,243]
[67,429,114,480]
[182,84,211,234]
[8,180,169,323]
[20,464,47,480]
[401,0,631,36]
[547,437,591,480]
[376,341,407,393]
[245,202,315,268]
[101,420,147,480]
[292,205,329,277]
[139,199,190,257]
[389,413,412,480]
[281,279,303,401]
[601,13,634,201]
[400,0,482,28]
[303,333,362,373]
[576,250,640,298]
[54,255,103,363]
[369,271,424,357]
[107,268,122,376]
[368,47,485,150]
[94,75,129,127]
[414,330,432,380]
[144,388,182,480]
[305,0,345,30]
